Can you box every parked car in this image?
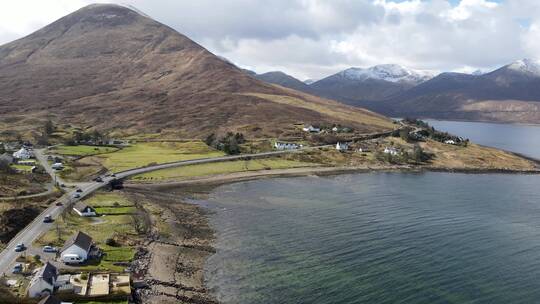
[43,215,52,223]
[73,193,81,199]
[12,263,23,274]
[111,174,116,177]
[60,183,66,188]
[76,188,83,193]
[55,202,63,206]
[43,246,56,253]
[14,243,25,252]
[94,177,103,182]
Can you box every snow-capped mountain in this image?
[337,64,436,84]
[505,58,540,76]
[309,64,437,105]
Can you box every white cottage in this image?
[274,142,300,150]
[13,148,33,160]
[384,147,399,156]
[73,202,97,217]
[302,125,320,133]
[444,139,456,145]
[336,142,349,151]
[28,262,58,298]
[60,231,93,264]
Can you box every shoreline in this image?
[125,164,540,190]
[126,162,540,303]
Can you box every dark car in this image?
[94,177,103,182]
[43,215,53,223]
[55,202,63,206]
[76,188,83,193]
[14,244,25,252]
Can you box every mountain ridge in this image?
[0,4,393,138]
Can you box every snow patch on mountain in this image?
[507,58,540,75]
[338,64,436,84]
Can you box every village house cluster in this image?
[22,230,130,301]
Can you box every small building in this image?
[332,126,339,132]
[274,142,300,150]
[302,125,320,133]
[336,142,349,151]
[28,262,58,298]
[444,139,456,145]
[73,202,97,217]
[51,163,64,170]
[384,147,399,156]
[12,147,33,160]
[60,231,93,263]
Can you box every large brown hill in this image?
[0,4,392,138]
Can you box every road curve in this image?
[0,145,325,275]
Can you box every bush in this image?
[80,273,88,280]
[105,238,118,247]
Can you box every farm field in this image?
[131,158,318,181]
[51,145,119,156]
[97,141,225,172]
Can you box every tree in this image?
[44,120,54,136]
[131,210,147,234]
[0,144,5,155]
[204,133,216,146]
[413,144,430,163]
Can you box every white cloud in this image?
[0,0,538,79]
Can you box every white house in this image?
[13,147,33,160]
[302,125,320,133]
[60,231,93,263]
[28,262,58,298]
[73,202,97,217]
[274,142,300,150]
[444,139,456,145]
[51,163,64,170]
[332,126,339,132]
[336,142,349,151]
[384,147,399,156]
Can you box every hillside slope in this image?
[0,4,392,138]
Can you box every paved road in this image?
[0,145,325,275]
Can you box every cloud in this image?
[0,0,538,79]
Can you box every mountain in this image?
[310,64,436,106]
[369,59,540,123]
[0,4,392,138]
[304,79,317,85]
[253,71,314,93]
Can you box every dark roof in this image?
[36,262,58,286]
[38,295,62,304]
[73,201,95,213]
[61,231,93,252]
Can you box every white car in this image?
[43,246,56,253]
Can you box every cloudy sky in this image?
[0,0,538,80]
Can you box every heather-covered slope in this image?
[0,4,392,138]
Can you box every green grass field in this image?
[98,141,225,172]
[132,158,317,181]
[35,192,137,272]
[51,145,119,156]
[10,164,35,172]
[94,206,136,215]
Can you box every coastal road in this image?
[0,145,327,275]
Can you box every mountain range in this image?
[250,60,540,124]
[0,4,392,138]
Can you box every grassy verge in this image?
[34,192,138,272]
[131,158,318,181]
[97,141,224,173]
[51,145,119,157]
